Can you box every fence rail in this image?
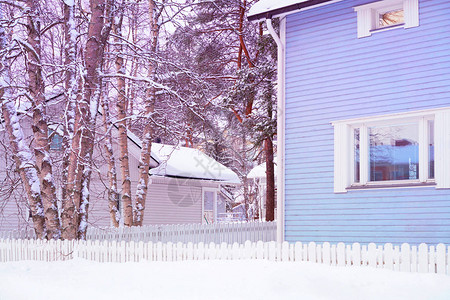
[86,222,276,243]
[0,222,277,244]
[0,239,448,275]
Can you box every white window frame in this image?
[354,0,419,38]
[332,107,450,193]
[202,188,217,224]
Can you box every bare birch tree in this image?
[0,3,47,238]
[23,0,61,239]
[64,0,114,239]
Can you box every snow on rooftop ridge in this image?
[247,162,277,179]
[104,119,239,183]
[149,143,240,183]
[248,0,308,18]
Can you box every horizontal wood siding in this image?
[144,181,203,225]
[0,117,215,231]
[0,124,34,232]
[284,0,450,245]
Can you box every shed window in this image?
[48,129,63,150]
[333,108,450,193]
[202,189,217,224]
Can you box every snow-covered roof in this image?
[149,143,240,184]
[122,129,239,183]
[248,0,336,21]
[247,162,277,179]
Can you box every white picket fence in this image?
[86,222,277,243]
[0,239,448,275]
[0,222,277,244]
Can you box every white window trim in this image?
[354,0,419,38]
[332,107,450,193]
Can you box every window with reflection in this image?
[333,109,450,193]
[379,8,404,28]
[429,120,435,179]
[354,128,360,183]
[369,123,418,181]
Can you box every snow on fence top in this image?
[0,239,449,275]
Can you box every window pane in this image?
[429,120,435,179]
[354,128,360,183]
[379,9,404,27]
[203,191,215,224]
[369,123,418,181]
[48,129,63,150]
[204,191,214,210]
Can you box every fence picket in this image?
[384,243,393,270]
[282,242,289,261]
[166,242,173,261]
[367,243,377,268]
[322,242,331,265]
[436,244,446,274]
[268,241,276,261]
[392,245,399,271]
[176,242,183,261]
[157,242,164,261]
[294,242,302,262]
[418,243,428,273]
[429,246,436,273]
[232,242,239,260]
[256,241,264,259]
[244,241,252,259]
[207,242,215,260]
[120,241,126,262]
[336,243,345,267]
[317,244,323,264]
[345,245,352,266]
[308,242,317,263]
[411,246,418,273]
[400,243,411,272]
[331,244,337,266]
[377,245,384,269]
[352,243,361,267]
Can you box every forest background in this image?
[0,0,277,240]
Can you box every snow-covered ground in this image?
[1,259,450,300]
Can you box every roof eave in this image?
[248,0,336,21]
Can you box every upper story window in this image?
[332,108,450,193]
[354,0,419,38]
[378,6,404,28]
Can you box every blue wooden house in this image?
[249,0,450,245]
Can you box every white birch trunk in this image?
[113,2,133,227]
[101,89,120,227]
[133,0,159,226]
[25,0,61,239]
[0,4,46,238]
[61,0,79,239]
[73,0,114,239]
